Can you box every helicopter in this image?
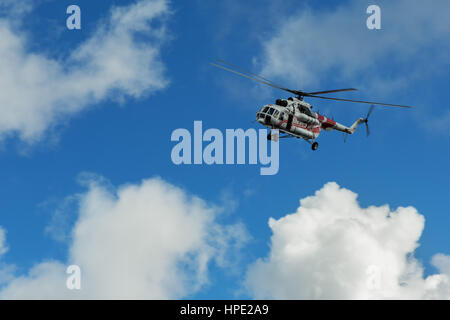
[210,59,412,151]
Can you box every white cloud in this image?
[0,0,169,143]
[245,182,450,299]
[258,0,450,92]
[0,176,247,299]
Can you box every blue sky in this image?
[0,0,449,299]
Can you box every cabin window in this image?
[300,106,312,117]
[273,110,279,118]
[279,112,285,120]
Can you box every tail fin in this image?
[348,118,365,134]
[349,105,374,135]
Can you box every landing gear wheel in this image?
[312,142,319,151]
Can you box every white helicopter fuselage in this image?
[256,97,365,141]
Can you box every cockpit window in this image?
[262,107,269,113]
[300,106,313,117]
[268,108,275,115]
[275,99,288,107]
[273,110,279,118]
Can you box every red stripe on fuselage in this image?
[278,120,321,133]
[317,113,336,129]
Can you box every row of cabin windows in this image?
[261,107,285,120]
[265,104,313,117]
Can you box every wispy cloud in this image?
[0,0,169,144]
[257,0,450,93]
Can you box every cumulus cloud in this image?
[258,0,450,92]
[0,176,247,299]
[0,0,169,143]
[245,182,450,299]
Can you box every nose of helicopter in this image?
[256,105,271,125]
[256,108,265,124]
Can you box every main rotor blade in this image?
[307,88,358,95]
[304,94,412,108]
[215,59,279,86]
[210,62,301,96]
[211,61,412,108]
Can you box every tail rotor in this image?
[363,105,374,137]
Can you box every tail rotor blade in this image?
[366,105,375,119]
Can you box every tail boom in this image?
[320,118,365,134]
